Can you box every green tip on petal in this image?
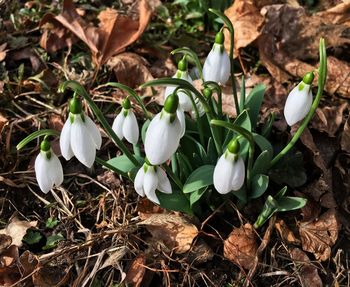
[164,93,179,114]
[69,97,83,114]
[227,138,240,154]
[122,97,131,109]
[40,139,51,152]
[215,31,224,45]
[203,88,212,98]
[302,72,314,85]
[177,58,188,72]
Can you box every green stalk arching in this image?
[17,129,60,150]
[203,81,223,117]
[59,81,141,167]
[171,47,203,80]
[269,38,327,168]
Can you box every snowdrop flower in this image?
[112,97,139,144]
[164,58,194,112]
[134,163,172,204]
[60,97,102,168]
[213,139,245,194]
[203,31,230,84]
[284,72,314,126]
[35,139,63,193]
[145,93,182,165]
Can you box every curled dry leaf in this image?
[32,265,71,287]
[40,0,151,67]
[138,213,198,254]
[137,197,166,220]
[341,114,350,153]
[124,253,146,287]
[0,245,20,286]
[223,223,258,270]
[298,208,340,261]
[0,43,8,62]
[275,219,300,245]
[289,247,323,287]
[0,215,37,247]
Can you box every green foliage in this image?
[42,233,65,250]
[22,229,43,245]
[46,217,59,229]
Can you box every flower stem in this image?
[17,129,60,150]
[162,163,183,190]
[270,38,327,168]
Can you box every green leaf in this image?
[234,110,251,132]
[42,233,64,250]
[183,165,215,193]
[253,133,273,156]
[157,190,192,214]
[275,186,288,199]
[276,196,307,212]
[250,174,269,199]
[22,229,43,245]
[245,84,265,128]
[232,187,247,203]
[181,135,206,165]
[46,217,59,229]
[261,112,275,138]
[206,138,217,164]
[190,187,207,207]
[176,152,193,180]
[141,119,150,144]
[107,155,143,175]
[252,150,271,177]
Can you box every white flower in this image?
[60,113,102,168]
[164,70,194,112]
[176,107,186,138]
[203,39,230,84]
[213,151,245,194]
[284,81,313,126]
[145,111,182,165]
[134,164,172,204]
[35,148,63,194]
[112,109,139,144]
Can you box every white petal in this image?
[176,108,186,138]
[143,168,159,204]
[112,113,125,140]
[230,157,245,191]
[284,83,312,126]
[203,44,230,84]
[35,152,54,193]
[123,111,139,144]
[59,118,73,160]
[84,114,102,149]
[145,113,181,165]
[156,168,172,194]
[213,154,235,194]
[48,152,64,187]
[71,115,96,168]
[134,167,145,196]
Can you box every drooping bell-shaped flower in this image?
[164,58,194,112]
[60,96,102,168]
[203,31,230,84]
[35,139,64,193]
[284,72,314,126]
[145,93,182,165]
[112,97,139,144]
[134,163,172,204]
[213,139,245,194]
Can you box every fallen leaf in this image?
[0,235,12,252]
[0,43,8,62]
[187,239,214,264]
[0,113,8,132]
[137,197,166,220]
[223,223,258,270]
[124,253,146,287]
[138,213,198,254]
[99,247,127,270]
[0,215,37,247]
[40,0,152,67]
[298,208,340,261]
[32,265,70,287]
[275,219,300,245]
[11,47,45,73]
[341,114,350,153]
[289,247,323,287]
[0,245,21,286]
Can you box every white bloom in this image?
[35,149,63,193]
[112,109,139,144]
[60,113,102,168]
[203,43,230,84]
[145,111,182,165]
[213,152,245,194]
[176,107,186,138]
[284,82,313,126]
[134,164,172,204]
[164,71,194,112]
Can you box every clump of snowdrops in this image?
[18,10,327,228]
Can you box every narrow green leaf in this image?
[17,129,60,150]
[253,133,273,156]
[42,233,64,250]
[141,119,150,145]
[234,110,252,132]
[245,84,265,129]
[107,155,143,174]
[157,189,192,215]
[183,165,215,193]
[250,174,269,199]
[190,187,207,207]
[252,150,271,177]
[275,186,288,199]
[276,196,307,212]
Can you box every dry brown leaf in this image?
[0,216,37,247]
[223,223,258,270]
[137,198,165,220]
[224,0,264,57]
[32,265,70,287]
[0,43,8,62]
[0,235,12,252]
[298,208,340,261]
[107,52,153,89]
[275,219,300,245]
[0,113,8,133]
[40,0,151,67]
[289,247,323,287]
[138,213,198,254]
[187,239,214,264]
[11,47,44,73]
[124,253,146,287]
[341,114,350,153]
[0,245,21,286]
